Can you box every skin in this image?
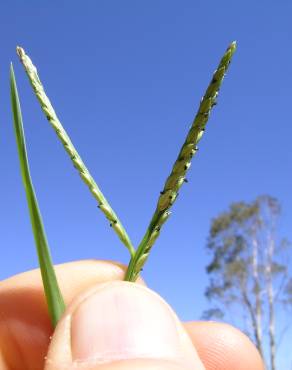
[0,260,264,370]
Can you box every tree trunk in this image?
[241,286,264,358]
[266,234,276,370]
[251,234,264,357]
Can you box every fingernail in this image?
[71,282,181,364]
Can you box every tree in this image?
[203,195,290,370]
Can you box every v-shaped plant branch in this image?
[13,42,236,325]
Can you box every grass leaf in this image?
[125,42,237,281]
[10,63,65,326]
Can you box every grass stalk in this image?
[125,42,237,281]
[10,64,65,326]
[16,47,135,257]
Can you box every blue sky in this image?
[1,1,292,366]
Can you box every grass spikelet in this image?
[125,42,237,281]
[16,47,135,257]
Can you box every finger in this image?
[45,281,205,370]
[184,321,264,370]
[0,260,141,370]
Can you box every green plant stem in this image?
[125,41,237,282]
[16,47,135,257]
[10,64,65,326]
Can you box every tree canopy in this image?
[203,195,291,370]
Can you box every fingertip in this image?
[0,260,143,370]
[184,321,264,370]
[46,282,204,370]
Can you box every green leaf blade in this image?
[10,64,65,326]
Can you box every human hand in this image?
[0,261,264,369]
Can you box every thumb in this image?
[45,281,205,370]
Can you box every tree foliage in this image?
[204,195,290,370]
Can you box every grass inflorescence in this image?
[16,47,135,257]
[12,41,236,325]
[125,41,236,281]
